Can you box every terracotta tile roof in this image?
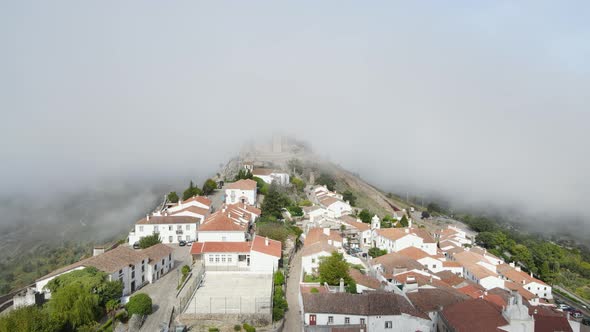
[376,228,413,241]
[439,240,460,249]
[169,205,210,217]
[392,271,451,289]
[302,292,429,320]
[497,264,547,286]
[441,298,508,332]
[505,281,537,301]
[319,196,342,207]
[141,243,174,263]
[302,240,338,257]
[410,228,436,243]
[226,179,257,190]
[533,315,572,332]
[340,216,370,231]
[226,203,261,216]
[442,261,463,267]
[457,284,486,298]
[305,228,342,246]
[136,215,198,225]
[370,252,425,278]
[446,246,465,256]
[435,270,468,287]
[407,288,469,313]
[397,247,432,260]
[251,235,281,258]
[482,293,507,309]
[252,168,274,176]
[190,241,251,255]
[199,211,246,232]
[348,268,381,290]
[453,251,498,279]
[181,195,212,207]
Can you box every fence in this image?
[184,296,271,315]
[178,265,205,314]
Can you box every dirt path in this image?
[284,249,303,332]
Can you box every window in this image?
[345,317,350,324]
[162,259,165,265]
[328,316,333,324]
[544,286,547,290]
[186,225,190,230]
[221,255,226,263]
[169,254,172,260]
[177,225,182,230]
[142,265,145,272]
[312,258,316,263]
[139,226,144,232]
[131,265,135,271]
[385,321,393,329]
[209,255,214,263]
[142,276,145,283]
[432,264,436,268]
[131,271,135,279]
[215,255,220,263]
[228,256,232,263]
[154,225,158,232]
[119,269,123,275]
[360,318,365,325]
[169,226,173,231]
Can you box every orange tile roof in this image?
[199,211,246,232]
[376,228,413,241]
[226,179,257,190]
[181,195,212,207]
[340,216,370,231]
[252,168,274,176]
[136,215,198,225]
[170,205,210,217]
[442,261,463,267]
[348,268,381,290]
[226,203,261,216]
[251,235,281,258]
[410,228,436,243]
[320,196,342,207]
[305,228,342,246]
[441,298,508,332]
[457,284,486,298]
[497,264,547,286]
[397,247,431,261]
[190,241,251,254]
[302,240,338,257]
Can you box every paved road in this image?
[208,188,226,211]
[140,245,191,332]
[285,249,303,332]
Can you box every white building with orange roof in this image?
[225,179,257,205]
[190,235,281,272]
[319,196,352,218]
[497,263,552,299]
[451,250,505,290]
[198,211,248,242]
[168,195,212,213]
[128,214,199,245]
[339,215,372,247]
[374,228,424,254]
[397,247,445,273]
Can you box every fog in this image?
[1,1,589,244]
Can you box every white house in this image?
[128,215,199,245]
[302,292,431,331]
[190,235,281,272]
[198,211,248,242]
[374,228,424,254]
[339,215,372,247]
[397,247,444,273]
[36,245,175,298]
[301,241,339,274]
[497,263,552,299]
[142,243,175,283]
[167,195,211,214]
[251,168,290,185]
[452,251,505,290]
[225,179,257,205]
[319,197,352,218]
[303,206,328,223]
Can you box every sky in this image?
[1,1,589,231]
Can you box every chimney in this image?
[516,266,521,272]
[530,271,533,278]
[339,278,345,293]
[265,237,269,246]
[509,262,515,268]
[484,291,488,296]
[179,199,182,207]
[404,228,409,234]
[323,228,330,236]
[146,214,150,221]
[93,247,105,257]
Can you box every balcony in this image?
[176,230,183,235]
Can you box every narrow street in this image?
[285,249,303,332]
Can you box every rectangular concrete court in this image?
[184,271,272,314]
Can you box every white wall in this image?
[479,276,505,290]
[525,282,552,299]
[109,259,148,296]
[36,266,87,293]
[250,251,279,273]
[168,200,209,213]
[170,210,205,223]
[147,253,173,284]
[325,201,352,218]
[376,233,423,253]
[198,231,245,242]
[129,223,197,245]
[302,251,331,274]
[225,188,256,205]
[303,313,430,332]
[419,257,443,273]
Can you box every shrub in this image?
[243,323,256,332]
[310,287,319,293]
[273,307,285,321]
[234,324,242,331]
[208,328,219,332]
[139,233,161,249]
[126,293,153,316]
[114,310,128,323]
[274,270,285,286]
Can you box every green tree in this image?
[139,233,162,249]
[318,252,354,293]
[48,283,100,330]
[274,270,285,286]
[288,206,304,217]
[106,299,119,320]
[399,215,409,227]
[342,190,356,206]
[358,209,372,223]
[260,183,290,218]
[316,173,336,191]
[126,293,153,316]
[234,169,253,181]
[299,199,313,207]
[46,267,122,307]
[368,247,387,258]
[0,305,61,332]
[290,177,305,192]
[182,180,202,200]
[167,191,179,203]
[202,178,217,195]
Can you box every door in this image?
[309,315,316,326]
[131,281,135,292]
[168,236,173,243]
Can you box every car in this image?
[557,304,570,310]
[174,325,188,332]
[133,242,140,249]
[179,240,187,247]
[571,311,583,319]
